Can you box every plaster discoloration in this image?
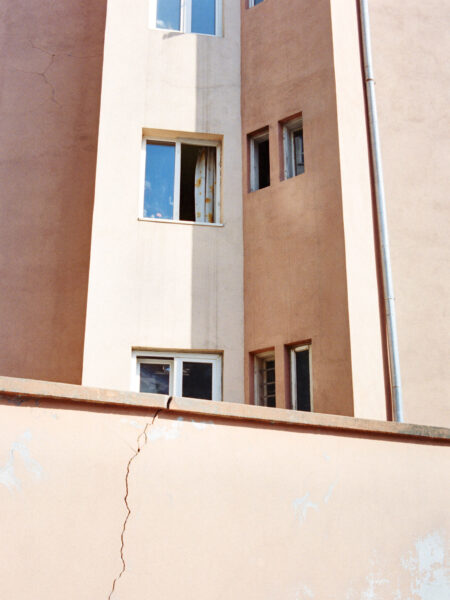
[362,572,389,600]
[323,482,336,504]
[293,493,319,524]
[402,532,449,599]
[0,431,43,492]
[295,583,314,599]
[190,418,214,430]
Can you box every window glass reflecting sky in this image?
[144,142,175,220]
[157,0,181,30]
[191,0,216,35]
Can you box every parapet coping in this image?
[0,375,449,442]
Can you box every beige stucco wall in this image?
[330,0,387,420]
[0,382,448,599]
[368,0,450,427]
[82,0,244,401]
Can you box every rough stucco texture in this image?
[241,0,354,416]
[368,0,450,428]
[0,397,449,599]
[0,0,107,383]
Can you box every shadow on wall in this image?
[189,19,244,403]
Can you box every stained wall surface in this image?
[368,0,450,428]
[241,0,385,418]
[82,0,244,401]
[0,0,107,383]
[0,390,448,599]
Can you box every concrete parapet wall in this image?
[0,376,449,598]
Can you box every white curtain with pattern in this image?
[194,147,216,223]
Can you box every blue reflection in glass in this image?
[144,142,175,220]
[254,0,264,5]
[191,0,216,35]
[157,0,181,31]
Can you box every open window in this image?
[149,0,222,36]
[142,137,221,224]
[249,128,270,192]
[254,350,276,407]
[282,116,304,179]
[290,345,312,411]
[134,351,222,401]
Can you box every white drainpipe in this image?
[359,0,404,422]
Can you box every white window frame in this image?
[132,350,222,401]
[149,0,222,37]
[140,136,221,225]
[249,129,270,192]
[290,345,313,411]
[282,117,304,180]
[253,350,276,407]
[248,0,265,7]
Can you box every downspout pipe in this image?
[359,0,404,422]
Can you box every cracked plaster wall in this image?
[0,397,448,599]
[0,0,107,383]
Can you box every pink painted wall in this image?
[241,0,355,416]
[0,387,448,598]
[0,0,107,383]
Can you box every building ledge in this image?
[0,376,449,443]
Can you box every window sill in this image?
[149,27,221,38]
[138,218,224,228]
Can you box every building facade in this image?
[1,0,449,428]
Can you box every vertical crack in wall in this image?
[107,408,162,599]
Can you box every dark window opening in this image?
[293,129,305,176]
[249,130,270,191]
[257,138,270,189]
[254,352,276,407]
[182,361,213,400]
[139,362,171,395]
[179,144,198,221]
[292,348,311,412]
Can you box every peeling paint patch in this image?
[362,572,389,599]
[323,482,336,504]
[293,493,319,524]
[295,583,314,599]
[402,531,449,599]
[190,419,214,430]
[0,431,43,492]
[120,418,142,430]
[147,421,182,441]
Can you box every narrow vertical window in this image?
[249,129,270,192]
[282,116,305,179]
[254,351,276,407]
[290,345,312,411]
[249,0,265,7]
